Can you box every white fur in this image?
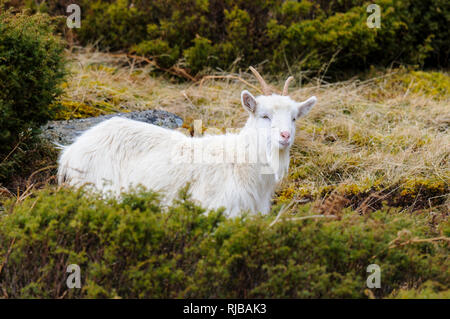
[58,92,316,217]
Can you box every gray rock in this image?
[40,109,183,145]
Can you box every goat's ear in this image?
[241,90,257,113]
[296,96,316,118]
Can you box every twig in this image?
[57,290,68,299]
[270,214,338,228]
[26,165,57,188]
[403,78,415,98]
[198,75,263,94]
[181,90,197,111]
[318,48,341,85]
[0,187,14,197]
[269,196,337,228]
[364,289,376,299]
[269,200,296,227]
[356,183,403,215]
[1,132,31,164]
[15,182,36,204]
[388,236,450,249]
[0,238,16,276]
[110,53,197,82]
[287,215,338,221]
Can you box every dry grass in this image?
[54,47,450,213]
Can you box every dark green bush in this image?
[0,187,448,298]
[26,0,448,76]
[0,135,58,187]
[0,10,66,157]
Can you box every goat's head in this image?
[241,67,317,150]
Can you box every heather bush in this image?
[16,0,448,76]
[0,10,66,158]
[0,187,448,298]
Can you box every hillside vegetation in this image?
[0,10,65,182]
[13,0,450,76]
[0,5,448,298]
[0,187,448,298]
[54,49,450,215]
[1,48,448,298]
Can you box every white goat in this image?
[58,67,316,217]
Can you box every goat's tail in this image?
[52,141,66,150]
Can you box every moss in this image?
[350,131,383,148]
[400,179,444,197]
[52,98,128,120]
[289,167,309,180]
[86,64,118,74]
[400,71,450,99]
[277,185,296,202]
[380,69,450,100]
[53,100,105,120]
[395,178,447,207]
[275,176,448,215]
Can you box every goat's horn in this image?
[249,66,272,95]
[282,76,294,96]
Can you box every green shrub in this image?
[133,39,180,69]
[0,187,448,298]
[77,0,148,51]
[183,37,216,74]
[390,281,450,299]
[0,10,66,157]
[13,0,449,76]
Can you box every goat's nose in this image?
[280,131,290,140]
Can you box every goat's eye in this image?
[292,117,296,122]
[262,115,271,120]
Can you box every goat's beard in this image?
[237,127,290,182]
[269,144,290,182]
[258,132,290,182]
